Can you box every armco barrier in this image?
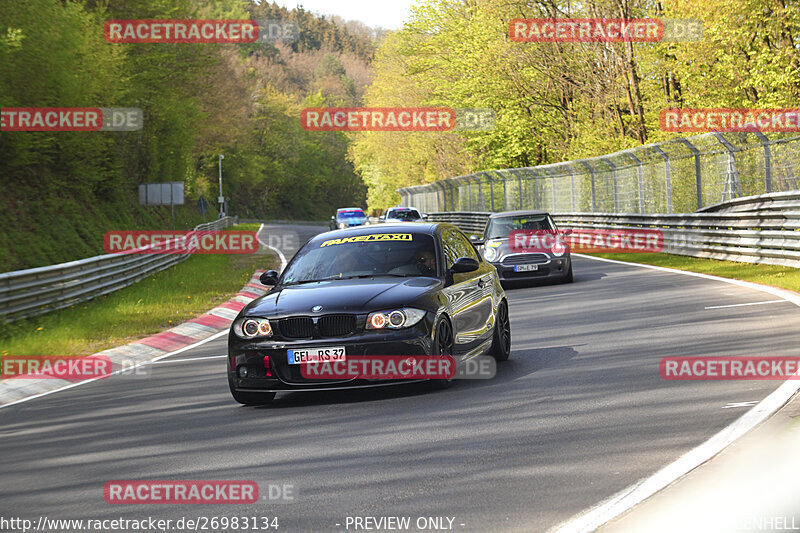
[427,192,800,269]
[0,217,238,323]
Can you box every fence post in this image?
[544,168,557,212]
[510,169,524,210]
[578,160,596,212]
[483,172,495,212]
[749,130,773,193]
[601,158,619,211]
[678,138,703,210]
[498,171,508,211]
[712,132,741,201]
[567,164,576,211]
[652,145,672,213]
[627,152,645,213]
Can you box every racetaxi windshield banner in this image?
[320,234,413,247]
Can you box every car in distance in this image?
[379,206,426,223]
[472,210,573,284]
[227,223,511,405]
[330,207,368,230]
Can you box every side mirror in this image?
[379,216,385,222]
[450,257,480,274]
[259,270,279,286]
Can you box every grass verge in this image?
[586,252,800,294]
[0,224,275,356]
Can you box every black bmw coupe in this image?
[227,223,510,405]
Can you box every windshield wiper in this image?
[285,273,413,285]
[333,274,414,280]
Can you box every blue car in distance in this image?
[330,207,369,230]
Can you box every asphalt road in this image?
[2,223,799,532]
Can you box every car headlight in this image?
[233,317,273,339]
[482,240,502,261]
[338,222,346,229]
[366,308,426,330]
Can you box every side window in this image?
[442,228,479,267]
[453,230,480,261]
[441,228,460,270]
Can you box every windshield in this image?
[337,210,366,218]
[281,233,437,283]
[486,215,555,240]
[387,209,421,220]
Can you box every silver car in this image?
[380,207,427,223]
[472,210,573,284]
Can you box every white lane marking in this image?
[257,223,288,272]
[2,221,296,409]
[723,401,759,409]
[149,355,227,364]
[705,300,786,310]
[551,253,800,533]
[0,330,228,410]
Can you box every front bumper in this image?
[228,317,435,392]
[491,254,570,281]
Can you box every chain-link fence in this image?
[398,132,800,214]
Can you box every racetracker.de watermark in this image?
[660,357,800,380]
[253,19,299,43]
[103,230,258,255]
[660,108,800,133]
[103,480,296,504]
[299,355,496,380]
[300,107,496,132]
[509,228,664,254]
[0,355,148,380]
[508,18,702,42]
[104,20,258,43]
[1,108,142,131]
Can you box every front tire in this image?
[562,261,574,283]
[489,300,511,361]
[429,317,455,389]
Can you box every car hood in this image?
[244,277,441,317]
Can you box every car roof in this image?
[311,222,453,241]
[489,210,550,218]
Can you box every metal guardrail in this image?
[0,217,238,323]
[428,192,800,269]
[399,132,800,215]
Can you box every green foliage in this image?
[1,0,371,270]
[352,0,800,211]
[0,227,278,356]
